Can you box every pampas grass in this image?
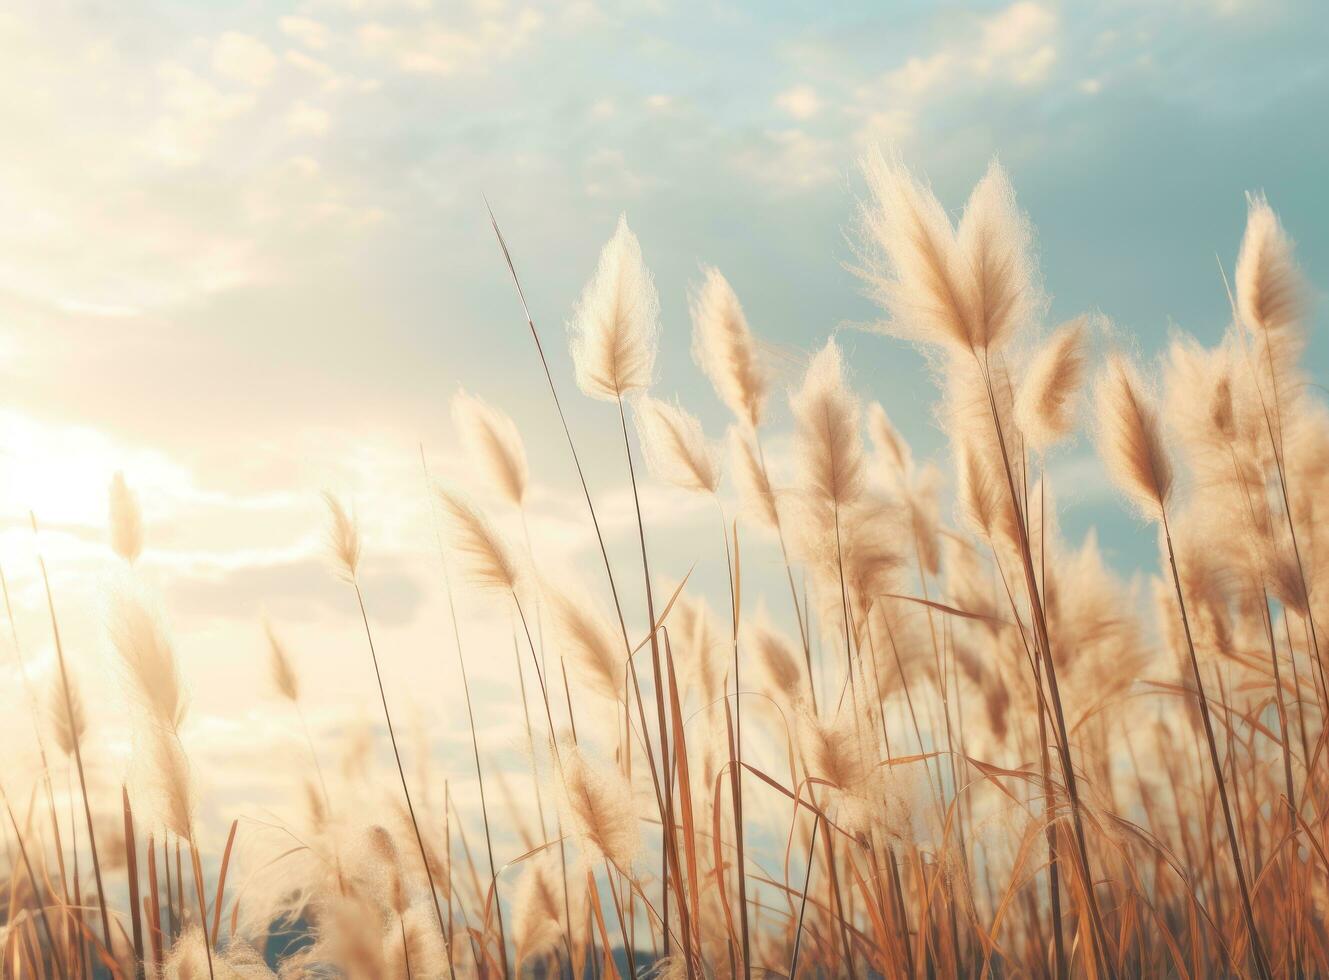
[1096,354,1174,517]
[569,213,660,401]
[634,395,721,495]
[434,488,523,596]
[4,151,1324,980]
[451,390,530,509]
[110,470,145,564]
[1015,316,1089,450]
[691,267,769,430]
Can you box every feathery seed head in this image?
[634,395,721,494]
[264,620,300,703]
[546,580,625,702]
[1095,354,1173,519]
[1015,315,1089,450]
[450,390,530,509]
[569,213,660,401]
[109,471,145,564]
[435,488,523,596]
[728,428,779,529]
[322,492,362,582]
[1237,193,1303,337]
[560,744,640,869]
[790,339,865,512]
[691,267,769,429]
[48,672,87,758]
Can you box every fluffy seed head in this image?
[634,395,720,494]
[546,582,625,702]
[957,158,1038,350]
[435,489,522,596]
[858,153,976,351]
[109,471,144,564]
[690,267,768,428]
[790,339,865,512]
[148,726,195,840]
[1095,354,1173,519]
[322,492,361,582]
[956,439,1018,549]
[109,584,188,730]
[265,621,300,703]
[1237,194,1302,337]
[560,745,639,869]
[747,616,805,700]
[49,673,87,758]
[858,154,1037,353]
[513,854,564,967]
[867,402,912,487]
[728,429,779,529]
[569,214,659,401]
[451,390,529,509]
[1015,316,1089,450]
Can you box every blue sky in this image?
[0,0,1326,834]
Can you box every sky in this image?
[1,0,1326,844]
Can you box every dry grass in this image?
[1,156,1326,980]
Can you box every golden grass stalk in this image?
[1095,354,1272,980]
[322,494,453,960]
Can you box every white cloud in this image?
[153,62,257,164]
[279,16,331,51]
[775,84,821,120]
[583,147,657,198]
[883,1,1058,97]
[847,1,1061,149]
[731,128,837,191]
[211,32,278,87]
[287,100,332,136]
[357,7,544,76]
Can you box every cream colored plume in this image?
[746,615,805,700]
[560,744,640,869]
[1095,355,1173,519]
[569,213,659,401]
[1237,194,1303,337]
[634,395,720,494]
[790,339,865,512]
[265,620,300,703]
[858,153,975,351]
[867,401,912,488]
[728,429,778,529]
[48,673,87,758]
[691,267,768,429]
[147,725,195,840]
[435,488,522,595]
[1015,316,1089,450]
[956,159,1038,350]
[451,390,529,509]
[546,581,624,702]
[109,471,144,564]
[956,440,1018,548]
[109,584,188,730]
[858,153,1036,353]
[513,853,564,967]
[322,492,362,582]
